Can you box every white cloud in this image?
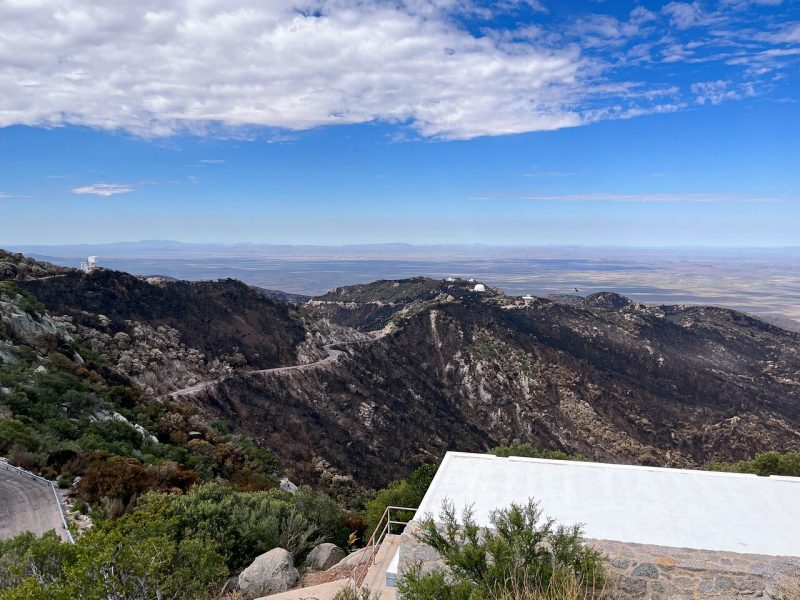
[0,1,794,140]
[691,80,741,104]
[572,6,656,47]
[72,183,135,197]
[494,0,549,14]
[719,0,783,9]
[757,21,800,44]
[0,0,586,140]
[199,159,224,164]
[662,2,721,29]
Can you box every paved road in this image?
[0,467,70,541]
[169,341,355,399]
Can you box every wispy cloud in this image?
[691,80,742,104]
[199,159,225,164]
[266,134,301,144]
[501,192,788,203]
[0,192,34,200]
[662,2,723,30]
[523,168,581,177]
[720,0,784,10]
[72,183,135,197]
[759,21,800,44]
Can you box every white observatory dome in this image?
[473,283,486,292]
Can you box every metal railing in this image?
[1,460,75,544]
[350,505,417,589]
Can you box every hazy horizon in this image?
[7,241,799,327]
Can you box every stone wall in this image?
[396,525,800,599]
[593,539,800,599]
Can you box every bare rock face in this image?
[238,547,299,599]
[305,543,346,571]
[0,294,63,345]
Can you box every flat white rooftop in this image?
[414,452,800,557]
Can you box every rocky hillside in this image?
[306,276,503,331]
[4,251,799,492]
[19,267,308,374]
[195,278,800,487]
[0,249,68,280]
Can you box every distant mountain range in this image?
[10,240,800,260]
[9,241,799,330]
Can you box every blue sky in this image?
[1,0,798,246]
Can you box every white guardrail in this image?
[0,459,75,544]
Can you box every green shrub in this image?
[135,482,328,569]
[397,563,477,600]
[0,511,226,599]
[291,486,350,549]
[491,441,587,462]
[332,586,383,600]
[707,451,800,477]
[0,419,42,454]
[398,499,604,600]
[365,463,438,537]
[0,531,77,592]
[0,482,350,598]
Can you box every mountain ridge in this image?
[3,250,799,490]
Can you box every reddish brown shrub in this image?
[77,453,151,508]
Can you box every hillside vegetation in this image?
[21,269,306,370]
[203,277,800,487]
[0,252,361,598]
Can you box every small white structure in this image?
[80,256,98,274]
[445,277,456,282]
[386,452,800,590]
[473,283,486,293]
[418,452,800,555]
[522,294,534,306]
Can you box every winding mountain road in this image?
[0,464,71,542]
[169,341,359,399]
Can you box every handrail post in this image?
[349,505,417,590]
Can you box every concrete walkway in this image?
[361,534,400,596]
[259,578,349,600]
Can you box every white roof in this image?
[415,452,800,557]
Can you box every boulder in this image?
[305,543,347,571]
[238,548,299,599]
[335,547,370,568]
[280,477,298,494]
